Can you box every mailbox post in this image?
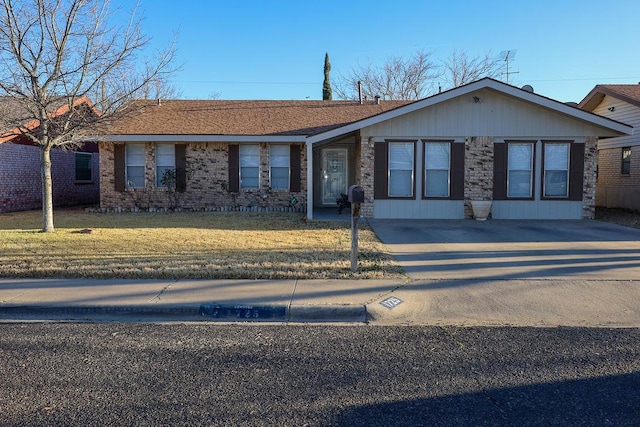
[348,185,365,272]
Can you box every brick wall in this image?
[359,137,375,218]
[582,137,598,218]
[464,136,494,218]
[0,142,99,213]
[596,144,640,211]
[99,142,307,212]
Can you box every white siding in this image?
[492,201,583,219]
[591,95,640,150]
[374,200,464,219]
[362,89,618,139]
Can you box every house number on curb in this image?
[380,296,403,310]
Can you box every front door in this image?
[321,148,348,205]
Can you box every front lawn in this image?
[0,209,404,280]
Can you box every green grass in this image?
[0,208,405,280]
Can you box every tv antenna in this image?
[499,50,519,84]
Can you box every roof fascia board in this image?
[106,134,307,143]
[307,79,631,144]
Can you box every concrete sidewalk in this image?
[1,276,639,327]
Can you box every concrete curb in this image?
[288,305,367,323]
[0,303,368,323]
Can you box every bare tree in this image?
[442,50,504,88]
[0,0,176,232]
[335,50,440,101]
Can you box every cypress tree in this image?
[323,53,332,100]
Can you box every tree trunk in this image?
[40,145,55,233]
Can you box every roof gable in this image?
[308,78,631,143]
[579,84,640,111]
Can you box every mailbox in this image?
[348,185,365,203]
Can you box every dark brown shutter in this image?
[569,143,585,201]
[290,144,301,192]
[493,142,507,200]
[450,142,465,200]
[374,142,388,199]
[113,144,125,192]
[175,144,187,193]
[228,144,239,192]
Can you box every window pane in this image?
[389,143,413,169]
[622,147,631,174]
[508,170,532,197]
[240,144,260,166]
[508,144,532,170]
[75,153,92,181]
[270,145,289,167]
[388,142,414,197]
[126,144,145,166]
[156,144,175,167]
[425,143,450,197]
[426,170,449,197]
[241,166,259,189]
[425,143,450,169]
[127,166,145,188]
[544,170,568,197]
[271,167,289,189]
[126,144,145,188]
[545,143,569,170]
[389,170,413,197]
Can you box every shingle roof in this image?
[579,84,640,111]
[106,99,411,136]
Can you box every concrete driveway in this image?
[367,219,640,327]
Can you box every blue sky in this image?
[116,0,640,103]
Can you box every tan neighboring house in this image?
[101,78,631,219]
[579,85,640,211]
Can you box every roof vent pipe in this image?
[374,95,380,105]
[358,81,363,105]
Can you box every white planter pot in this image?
[471,200,492,221]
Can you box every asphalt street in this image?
[1,323,638,426]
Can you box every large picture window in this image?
[424,142,450,197]
[75,153,93,182]
[388,142,414,197]
[240,144,260,189]
[156,144,175,187]
[543,143,569,198]
[507,142,533,198]
[126,143,145,188]
[270,145,289,190]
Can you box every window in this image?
[156,144,175,187]
[388,142,414,197]
[543,143,569,198]
[75,153,93,182]
[424,142,450,197]
[507,142,533,198]
[240,144,260,189]
[270,145,289,190]
[622,147,631,174]
[126,143,145,188]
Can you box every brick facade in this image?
[99,142,307,212]
[0,142,99,213]
[358,137,375,218]
[596,144,640,211]
[464,136,494,218]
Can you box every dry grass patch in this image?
[0,209,405,280]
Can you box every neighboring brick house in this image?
[102,78,630,220]
[579,85,640,211]
[0,97,100,213]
